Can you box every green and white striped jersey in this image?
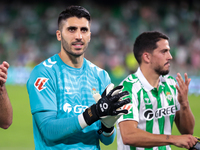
[117,68,180,150]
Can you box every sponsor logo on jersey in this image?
[143,105,176,121]
[63,103,88,113]
[43,58,57,68]
[65,87,72,94]
[34,77,49,92]
[143,109,154,120]
[63,103,72,113]
[144,98,151,105]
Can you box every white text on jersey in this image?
[63,103,88,113]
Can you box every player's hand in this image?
[190,136,200,150]
[93,83,131,128]
[82,84,130,125]
[175,73,191,107]
[95,84,130,117]
[172,135,197,149]
[0,61,9,87]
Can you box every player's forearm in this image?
[0,85,13,129]
[121,128,174,147]
[34,111,82,142]
[178,102,195,134]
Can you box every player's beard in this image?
[154,65,169,76]
[61,35,88,57]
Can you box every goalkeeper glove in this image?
[98,122,114,137]
[78,84,130,128]
[93,83,131,128]
[190,136,200,150]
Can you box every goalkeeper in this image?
[26,5,130,150]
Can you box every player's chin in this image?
[72,50,85,57]
[161,69,169,75]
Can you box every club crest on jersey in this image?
[91,87,99,95]
[34,77,49,92]
[166,92,173,101]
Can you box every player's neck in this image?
[140,66,160,89]
[58,52,84,68]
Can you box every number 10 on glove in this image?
[93,83,131,128]
[79,83,131,128]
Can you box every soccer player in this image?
[26,5,130,150]
[117,31,198,150]
[0,61,13,129]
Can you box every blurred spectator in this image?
[189,20,200,72]
[1,0,200,85]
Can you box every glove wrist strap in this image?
[98,123,114,136]
[102,129,114,137]
[82,104,99,125]
[78,114,88,129]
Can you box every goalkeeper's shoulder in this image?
[28,56,58,87]
[30,55,58,77]
[85,59,108,74]
[29,63,52,79]
[85,59,111,83]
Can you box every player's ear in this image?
[142,52,151,64]
[56,30,61,41]
[89,31,91,42]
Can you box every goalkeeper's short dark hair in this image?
[133,31,169,64]
[58,5,91,30]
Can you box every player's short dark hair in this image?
[133,31,169,64]
[58,5,91,30]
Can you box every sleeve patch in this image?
[34,77,49,92]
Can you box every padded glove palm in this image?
[83,84,130,125]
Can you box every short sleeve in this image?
[118,80,139,123]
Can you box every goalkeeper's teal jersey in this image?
[117,68,180,150]
[27,54,111,150]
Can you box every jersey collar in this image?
[56,54,86,75]
[135,67,163,92]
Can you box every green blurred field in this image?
[0,85,199,150]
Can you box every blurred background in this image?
[0,0,200,149]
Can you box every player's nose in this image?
[75,30,83,40]
[168,51,173,60]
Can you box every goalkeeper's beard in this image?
[61,36,88,57]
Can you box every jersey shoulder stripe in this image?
[121,73,143,94]
[161,75,176,86]
[27,55,58,87]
